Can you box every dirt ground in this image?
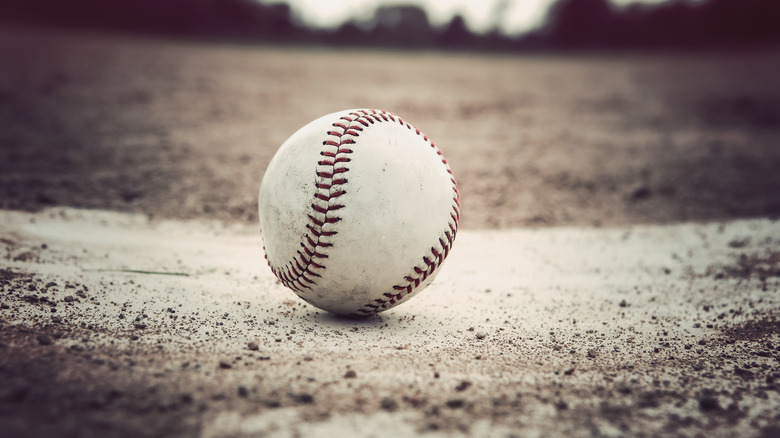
[2,26,780,229]
[1,25,780,437]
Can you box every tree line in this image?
[1,0,778,50]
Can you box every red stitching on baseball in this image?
[308,215,325,227]
[267,113,356,291]
[316,168,348,178]
[311,204,328,214]
[349,110,460,317]
[313,190,345,201]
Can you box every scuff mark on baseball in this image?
[258,109,459,317]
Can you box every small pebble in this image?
[699,396,721,412]
[291,393,314,404]
[446,399,465,409]
[381,397,398,412]
[455,380,472,392]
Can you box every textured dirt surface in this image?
[1,26,780,437]
[1,208,779,438]
[1,26,780,229]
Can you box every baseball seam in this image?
[269,115,359,293]
[268,109,460,316]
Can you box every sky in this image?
[261,0,673,36]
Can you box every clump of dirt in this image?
[715,251,780,281]
[702,250,780,292]
[0,268,30,282]
[721,315,780,342]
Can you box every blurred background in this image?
[1,0,779,228]
[2,0,780,49]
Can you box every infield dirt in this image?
[1,26,779,437]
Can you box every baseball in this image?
[258,109,460,317]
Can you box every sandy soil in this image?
[1,26,780,228]
[2,208,779,437]
[1,26,780,437]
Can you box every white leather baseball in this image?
[258,109,459,317]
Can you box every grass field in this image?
[1,25,779,437]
